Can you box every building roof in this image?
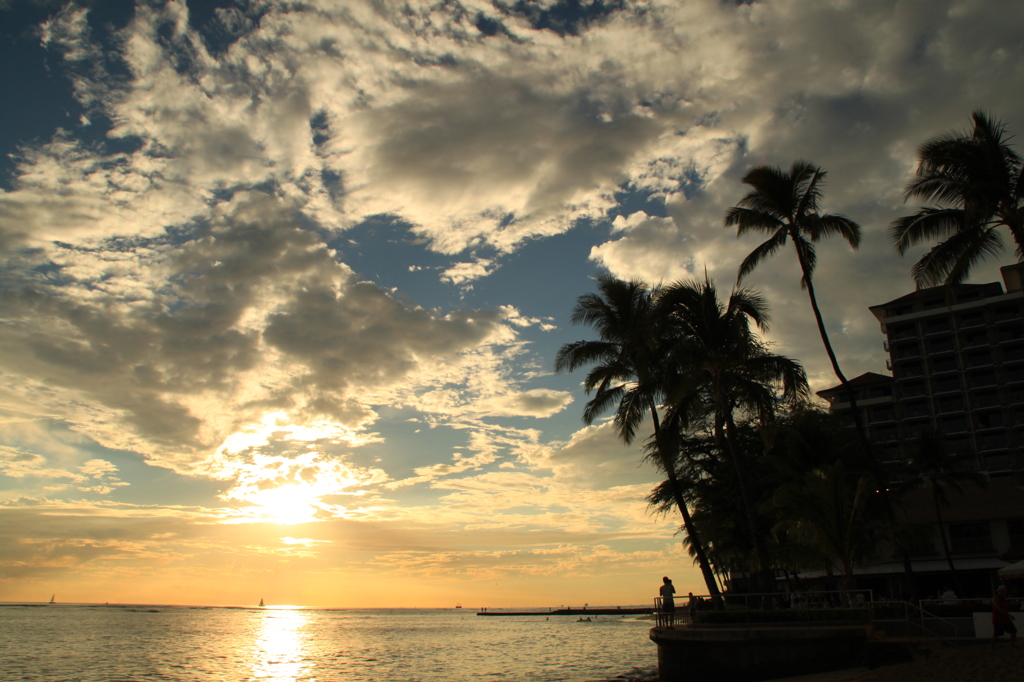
[868,282,1005,322]
[815,372,893,400]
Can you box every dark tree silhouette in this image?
[891,110,1024,287]
[554,275,722,604]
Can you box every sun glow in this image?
[216,449,390,525]
[251,609,310,681]
[245,484,319,525]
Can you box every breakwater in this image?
[478,607,652,616]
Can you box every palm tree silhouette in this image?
[724,161,869,453]
[772,461,883,591]
[554,275,722,603]
[656,276,808,591]
[897,429,987,594]
[890,110,1024,287]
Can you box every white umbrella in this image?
[998,560,1024,578]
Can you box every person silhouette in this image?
[992,584,1017,648]
[660,576,676,627]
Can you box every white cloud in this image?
[2,0,1024,602]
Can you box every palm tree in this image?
[724,161,868,452]
[656,276,808,591]
[772,461,884,591]
[897,430,988,594]
[554,275,723,604]
[890,110,1024,287]
[648,422,783,593]
[724,162,924,595]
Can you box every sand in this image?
[770,642,1022,682]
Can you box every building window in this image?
[973,391,1000,409]
[966,352,992,368]
[985,454,1012,471]
[979,433,1008,451]
[946,437,971,455]
[944,417,968,434]
[970,370,997,388]
[925,318,952,334]
[873,406,895,422]
[1008,519,1024,552]
[933,357,958,373]
[995,306,1022,322]
[902,381,927,397]
[975,412,1004,429]
[895,344,921,359]
[934,376,961,393]
[948,522,993,554]
[938,396,964,413]
[929,338,955,353]
[959,311,985,327]
[904,401,930,418]
[964,332,989,347]
[891,323,916,339]
[898,361,924,378]
[999,327,1024,342]
[1003,345,1024,362]
[873,425,897,442]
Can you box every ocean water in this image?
[0,604,658,682]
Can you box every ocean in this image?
[0,604,658,682]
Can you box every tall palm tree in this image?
[657,276,808,592]
[554,275,723,604]
[890,110,1024,287]
[724,161,867,452]
[897,430,988,593]
[725,162,921,595]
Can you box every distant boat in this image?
[258,598,264,607]
[49,594,55,604]
[455,603,462,609]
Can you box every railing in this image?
[654,589,874,629]
[650,590,963,645]
[872,599,961,644]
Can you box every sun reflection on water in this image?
[251,608,310,681]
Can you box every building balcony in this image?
[950,538,996,554]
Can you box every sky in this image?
[1,0,1022,609]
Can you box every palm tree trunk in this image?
[797,250,918,598]
[797,256,872,455]
[932,483,960,593]
[648,403,723,607]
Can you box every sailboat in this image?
[258,598,264,607]
[49,594,55,604]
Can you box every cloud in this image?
[2,0,1024,604]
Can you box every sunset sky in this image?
[1,0,1022,608]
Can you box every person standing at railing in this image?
[991,585,1017,648]
[660,577,676,627]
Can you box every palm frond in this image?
[736,231,787,283]
[889,208,966,255]
[809,214,862,248]
[910,225,1004,287]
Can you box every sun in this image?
[249,484,319,525]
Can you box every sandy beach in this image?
[771,642,1022,682]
